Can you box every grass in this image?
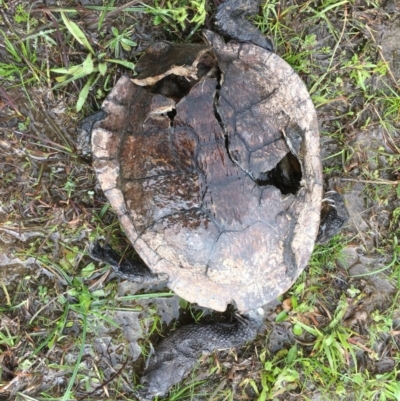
[0,0,399,400]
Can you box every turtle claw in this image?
[322,190,339,204]
[316,191,349,244]
[321,197,337,207]
[234,308,264,326]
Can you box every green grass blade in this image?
[76,73,95,111]
[61,12,95,54]
[105,58,135,70]
[61,313,88,401]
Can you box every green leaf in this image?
[105,58,135,70]
[91,289,105,298]
[385,382,400,399]
[275,311,288,322]
[54,75,67,83]
[81,262,95,273]
[81,52,94,74]
[292,321,320,336]
[258,388,267,401]
[76,74,94,112]
[0,62,19,77]
[323,343,335,371]
[67,289,78,297]
[324,333,334,346]
[61,12,95,54]
[98,62,107,76]
[52,54,94,89]
[292,323,303,336]
[55,65,94,88]
[1,33,21,62]
[351,373,365,385]
[179,298,188,309]
[121,42,132,51]
[286,345,298,363]
[51,66,76,74]
[291,296,298,309]
[121,38,137,47]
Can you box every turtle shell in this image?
[91,31,322,312]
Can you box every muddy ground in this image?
[0,1,399,400]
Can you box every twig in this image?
[340,178,399,185]
[77,359,129,400]
[348,337,376,355]
[364,24,399,90]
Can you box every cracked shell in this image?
[91,31,323,313]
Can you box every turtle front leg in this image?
[76,110,107,158]
[89,242,166,284]
[316,191,349,244]
[136,309,264,401]
[215,0,274,51]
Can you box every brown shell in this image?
[91,31,322,312]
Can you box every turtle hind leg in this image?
[136,309,264,400]
[215,0,273,51]
[316,191,349,244]
[89,242,166,284]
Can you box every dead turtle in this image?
[79,0,349,399]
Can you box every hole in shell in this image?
[141,50,217,102]
[167,109,177,126]
[255,152,302,195]
[149,74,200,102]
[137,45,303,196]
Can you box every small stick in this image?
[340,178,399,185]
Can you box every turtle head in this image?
[136,356,195,401]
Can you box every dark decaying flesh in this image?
[136,310,263,400]
[91,31,322,313]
